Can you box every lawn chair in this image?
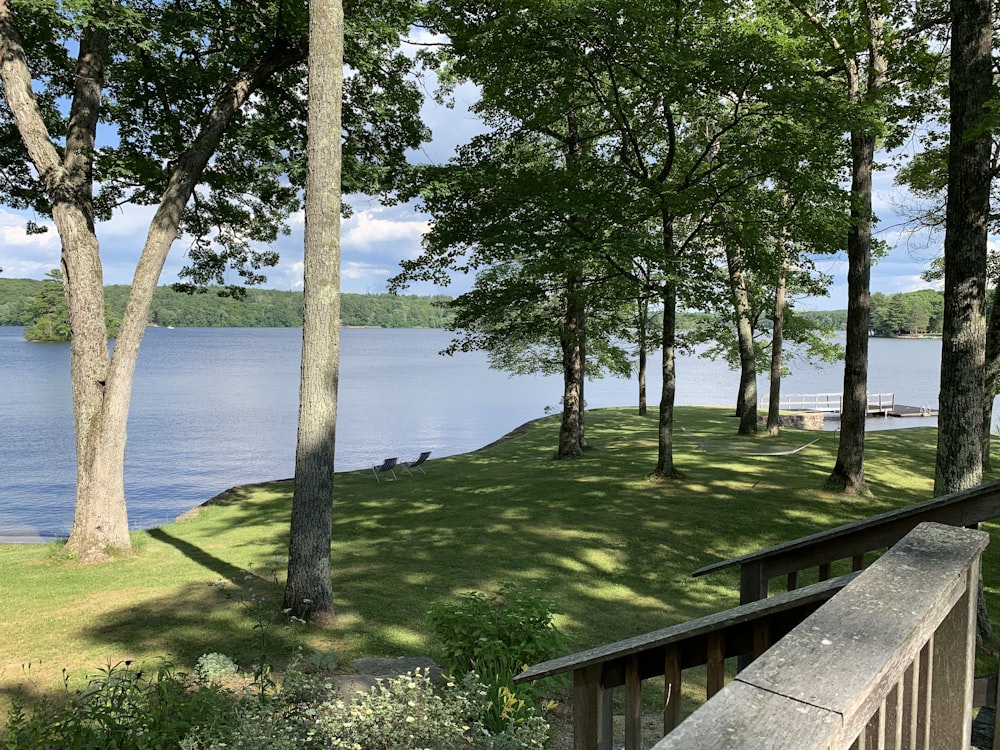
[372,457,398,482]
[401,451,430,476]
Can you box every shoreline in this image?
[0,409,939,544]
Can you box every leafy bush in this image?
[194,653,239,683]
[427,583,565,732]
[2,660,235,749]
[181,668,549,750]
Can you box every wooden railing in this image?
[692,480,1000,606]
[652,523,988,749]
[515,574,856,750]
[516,483,1000,750]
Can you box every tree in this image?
[393,123,633,459]
[281,0,344,622]
[934,0,992,495]
[787,0,888,495]
[23,269,70,342]
[0,1,424,560]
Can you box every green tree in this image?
[23,269,120,341]
[0,0,425,559]
[23,269,70,342]
[283,0,343,623]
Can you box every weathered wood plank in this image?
[650,680,841,749]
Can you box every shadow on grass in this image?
[146,527,250,582]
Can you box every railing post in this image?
[928,554,980,747]
[739,560,768,605]
[573,663,612,750]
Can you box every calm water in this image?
[0,326,951,540]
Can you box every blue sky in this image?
[0,81,959,312]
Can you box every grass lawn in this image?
[1,405,998,714]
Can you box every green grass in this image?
[1,406,997,712]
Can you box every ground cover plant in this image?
[0,406,997,739]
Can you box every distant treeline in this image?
[0,278,454,329]
[798,289,946,337]
[0,277,946,335]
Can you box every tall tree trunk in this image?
[725,243,758,435]
[283,0,344,622]
[982,286,1000,471]
[791,3,885,496]
[825,128,874,496]
[935,0,991,496]
[558,267,586,457]
[637,297,648,416]
[767,249,787,436]
[654,211,681,479]
[937,0,993,651]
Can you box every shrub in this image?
[181,668,549,750]
[2,660,236,750]
[194,653,239,683]
[427,583,565,733]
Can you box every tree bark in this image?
[558,267,587,458]
[934,0,991,496]
[637,297,648,416]
[767,248,787,436]
[655,211,681,479]
[826,128,873,495]
[283,0,343,622]
[981,286,1000,471]
[724,243,758,435]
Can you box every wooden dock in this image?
[759,392,937,418]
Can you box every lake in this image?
[0,326,953,541]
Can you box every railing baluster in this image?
[852,553,865,572]
[919,637,933,750]
[876,698,886,750]
[752,619,771,659]
[885,681,902,749]
[573,663,612,750]
[819,562,832,581]
[903,659,917,750]
[707,632,725,697]
[787,570,798,591]
[664,646,681,734]
[625,656,642,750]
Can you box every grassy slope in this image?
[0,406,996,709]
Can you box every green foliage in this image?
[181,668,549,750]
[23,269,70,341]
[428,583,565,733]
[2,661,236,749]
[871,290,944,337]
[22,270,119,342]
[194,653,239,683]
[0,278,454,329]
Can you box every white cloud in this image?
[0,210,60,278]
[98,203,159,238]
[0,210,57,250]
[343,260,392,280]
[342,207,429,251]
